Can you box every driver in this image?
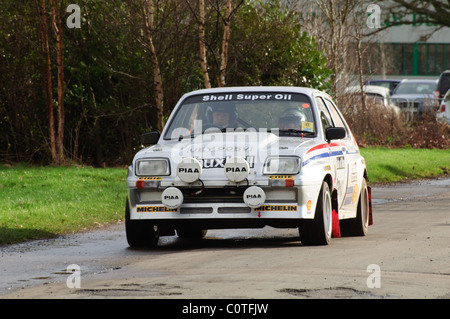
[205,104,237,128]
[279,108,305,130]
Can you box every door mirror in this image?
[141,131,160,146]
[325,127,346,142]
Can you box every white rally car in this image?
[125,87,372,246]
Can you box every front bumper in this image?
[126,178,323,226]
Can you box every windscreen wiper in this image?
[202,127,234,134]
[278,129,315,136]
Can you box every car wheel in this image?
[299,181,332,246]
[125,197,160,247]
[340,178,369,236]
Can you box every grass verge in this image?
[1,147,449,244]
[361,147,450,184]
[0,164,126,245]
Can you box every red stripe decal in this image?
[305,142,346,155]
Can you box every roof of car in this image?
[398,79,438,83]
[181,86,326,97]
[366,79,401,83]
[345,85,390,96]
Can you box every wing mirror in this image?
[325,127,346,143]
[141,131,160,146]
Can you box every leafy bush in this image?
[339,93,450,149]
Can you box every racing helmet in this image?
[278,108,306,128]
[205,104,237,124]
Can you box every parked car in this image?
[125,87,372,247]
[436,70,450,101]
[345,85,400,114]
[437,89,450,124]
[364,79,401,95]
[390,79,439,116]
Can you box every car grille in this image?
[182,187,245,203]
[138,187,297,207]
[392,98,438,111]
[179,207,252,214]
[398,101,420,109]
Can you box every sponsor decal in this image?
[201,93,293,102]
[254,205,297,211]
[136,206,178,213]
[336,156,345,169]
[201,156,255,169]
[344,184,359,205]
[301,122,314,131]
[178,167,200,173]
[268,175,293,179]
[352,184,359,203]
[225,166,247,173]
[246,193,263,199]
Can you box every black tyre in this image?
[125,197,160,247]
[299,181,332,246]
[340,178,369,236]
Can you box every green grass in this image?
[0,164,126,245]
[361,147,450,184]
[1,147,449,244]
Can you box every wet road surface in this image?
[1,177,450,298]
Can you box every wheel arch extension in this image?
[363,168,369,182]
[323,173,333,190]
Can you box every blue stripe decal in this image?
[302,150,344,167]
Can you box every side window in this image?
[323,98,349,138]
[315,97,333,137]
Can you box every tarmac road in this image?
[1,177,450,299]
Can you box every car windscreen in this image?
[393,82,437,95]
[438,73,450,93]
[163,92,316,140]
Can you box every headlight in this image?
[263,156,300,175]
[135,158,170,176]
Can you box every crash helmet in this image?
[205,103,237,124]
[278,108,306,128]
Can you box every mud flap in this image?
[368,186,373,226]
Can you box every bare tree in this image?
[312,0,359,95]
[385,0,450,28]
[35,0,66,165]
[352,9,369,130]
[218,0,232,87]
[35,0,57,163]
[50,0,65,164]
[142,0,164,131]
[198,0,211,88]
[194,0,244,87]
[364,0,450,39]
[217,0,245,87]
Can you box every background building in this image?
[365,7,450,78]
